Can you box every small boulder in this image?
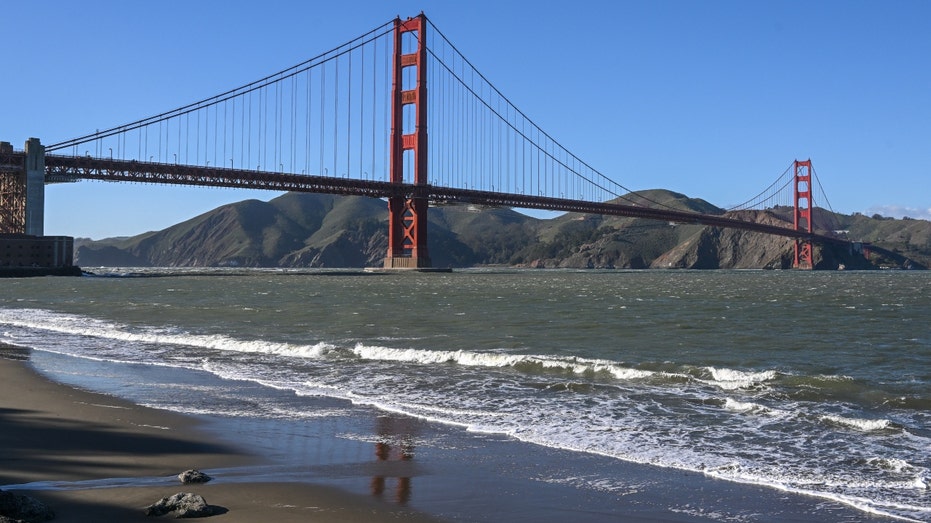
[178,469,212,484]
[144,492,223,518]
[0,490,55,522]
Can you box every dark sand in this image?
[0,351,441,522]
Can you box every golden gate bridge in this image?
[1,13,861,270]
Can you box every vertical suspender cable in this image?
[222,100,227,167]
[523,116,528,195]
[231,96,236,167]
[384,37,389,182]
[278,75,282,171]
[333,54,339,176]
[455,47,460,189]
[538,129,543,196]
[250,90,253,170]
[320,62,325,175]
[213,105,218,167]
[265,85,270,169]
[240,91,245,169]
[347,48,352,177]
[371,37,377,180]
[274,81,279,171]
[497,97,502,192]
[304,69,313,174]
[462,54,466,190]
[479,82,484,189]
[158,121,162,162]
[258,87,263,169]
[261,70,270,170]
[443,36,447,187]
[498,98,503,192]
[359,42,364,180]
[305,68,311,175]
[184,113,188,163]
[470,70,475,189]
[441,48,446,187]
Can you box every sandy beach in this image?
[0,348,441,522]
[0,341,905,523]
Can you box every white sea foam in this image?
[536,474,645,495]
[822,414,893,432]
[723,398,772,415]
[374,400,504,418]
[350,343,655,380]
[0,308,331,360]
[867,457,914,474]
[703,367,777,390]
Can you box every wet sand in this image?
[1,344,898,523]
[0,351,441,522]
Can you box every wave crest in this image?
[350,344,655,380]
[701,367,777,390]
[822,414,895,432]
[0,307,331,359]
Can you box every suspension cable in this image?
[424,17,697,212]
[47,20,395,152]
[726,162,794,211]
[811,165,841,233]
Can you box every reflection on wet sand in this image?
[370,416,415,504]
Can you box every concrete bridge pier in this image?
[24,137,45,236]
[0,138,44,235]
[1,138,78,275]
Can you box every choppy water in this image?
[2,268,929,521]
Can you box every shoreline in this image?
[1,344,905,523]
[0,350,441,522]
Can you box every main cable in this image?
[48,20,396,152]
[424,17,693,212]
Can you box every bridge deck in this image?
[16,152,844,245]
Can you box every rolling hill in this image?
[74,191,930,270]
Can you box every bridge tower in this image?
[0,138,44,236]
[793,159,813,269]
[384,14,431,269]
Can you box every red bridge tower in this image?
[384,14,431,268]
[793,159,813,269]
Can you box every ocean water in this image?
[1,268,929,521]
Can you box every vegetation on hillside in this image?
[74,191,930,270]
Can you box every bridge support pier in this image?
[384,14,431,269]
[0,141,25,234]
[0,138,44,235]
[24,138,45,236]
[793,159,813,270]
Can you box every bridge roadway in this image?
[5,152,848,247]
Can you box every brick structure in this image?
[0,234,73,268]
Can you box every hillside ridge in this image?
[74,191,929,270]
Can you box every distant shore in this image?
[0,266,83,278]
[0,348,441,522]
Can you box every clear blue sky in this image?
[4,0,929,239]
